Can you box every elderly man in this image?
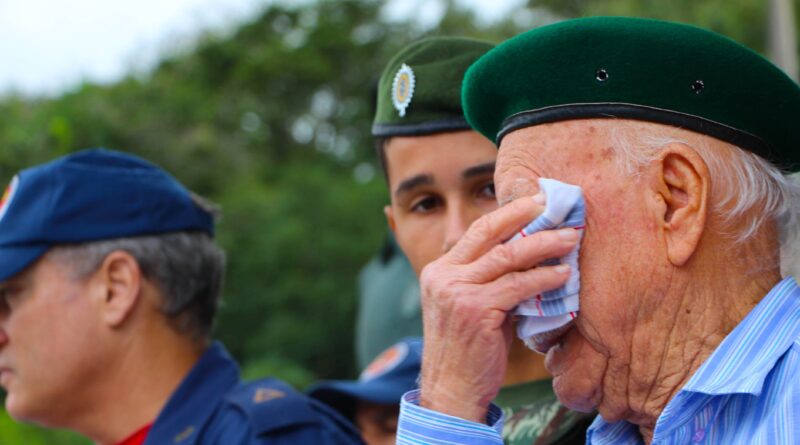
[396,17,800,444]
[0,149,361,444]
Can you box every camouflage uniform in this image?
[497,379,594,445]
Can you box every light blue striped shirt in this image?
[396,276,800,444]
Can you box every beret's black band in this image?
[498,103,779,166]
[372,117,471,137]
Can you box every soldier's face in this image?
[0,255,106,424]
[384,130,498,275]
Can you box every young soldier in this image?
[372,37,592,444]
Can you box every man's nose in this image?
[442,202,473,254]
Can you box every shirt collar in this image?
[144,341,240,445]
[681,276,800,396]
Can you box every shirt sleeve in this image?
[396,389,505,444]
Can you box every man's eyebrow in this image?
[462,162,496,179]
[394,174,434,198]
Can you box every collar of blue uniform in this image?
[145,342,239,445]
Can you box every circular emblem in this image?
[0,176,19,222]
[392,63,415,117]
[360,342,409,382]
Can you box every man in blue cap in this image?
[0,149,362,445]
[309,337,422,445]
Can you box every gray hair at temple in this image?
[47,231,226,342]
[607,121,800,278]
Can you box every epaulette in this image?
[226,378,322,435]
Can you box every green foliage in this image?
[0,0,791,441]
[0,411,89,444]
[215,163,388,381]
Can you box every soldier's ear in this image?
[384,205,397,233]
[91,251,142,327]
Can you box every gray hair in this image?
[609,124,800,277]
[48,231,226,342]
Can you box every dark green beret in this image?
[372,37,494,137]
[463,17,800,171]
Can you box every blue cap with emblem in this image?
[307,337,422,418]
[0,148,215,282]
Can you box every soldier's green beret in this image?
[372,37,494,137]
[463,17,800,171]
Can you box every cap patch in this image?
[0,176,19,223]
[392,63,415,117]
[360,342,409,382]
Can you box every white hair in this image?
[609,125,800,278]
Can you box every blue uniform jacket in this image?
[144,342,364,445]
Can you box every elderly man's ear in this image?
[650,143,709,267]
[90,251,144,327]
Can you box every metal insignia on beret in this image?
[0,175,19,223]
[392,63,415,117]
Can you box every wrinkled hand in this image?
[418,195,579,423]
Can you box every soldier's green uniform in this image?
[497,381,593,445]
[355,233,420,369]
[372,36,592,445]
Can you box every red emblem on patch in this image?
[360,342,409,382]
[0,176,19,222]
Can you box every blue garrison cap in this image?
[0,148,215,282]
[307,337,422,418]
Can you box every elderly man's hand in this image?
[418,195,578,423]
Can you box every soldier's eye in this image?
[410,196,441,213]
[477,182,495,199]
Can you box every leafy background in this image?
[0,0,795,442]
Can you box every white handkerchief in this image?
[508,178,585,341]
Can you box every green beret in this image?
[372,37,494,137]
[463,17,800,171]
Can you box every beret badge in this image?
[392,63,415,117]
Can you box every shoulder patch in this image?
[252,387,287,404]
[227,378,320,435]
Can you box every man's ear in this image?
[384,205,397,233]
[651,143,709,266]
[91,251,143,327]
